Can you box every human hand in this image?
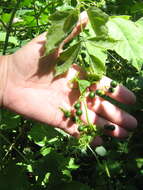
[1,13,137,139]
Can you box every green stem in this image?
[87,145,102,167]
[83,99,90,125]
[0,18,7,30]
[12,24,48,31]
[76,0,95,75]
[3,0,21,55]
[107,50,122,66]
[0,133,29,163]
[103,160,111,178]
[88,145,111,178]
[33,2,39,27]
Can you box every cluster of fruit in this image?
[62,80,118,136]
[89,80,118,98]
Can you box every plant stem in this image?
[3,0,21,55]
[87,145,102,167]
[103,160,111,178]
[0,133,29,163]
[0,18,7,30]
[83,99,90,125]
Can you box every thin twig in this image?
[3,0,21,55]
[0,133,28,163]
[0,18,7,30]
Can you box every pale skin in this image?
[0,14,137,141]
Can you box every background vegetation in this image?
[0,0,143,189]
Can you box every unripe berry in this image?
[89,91,96,98]
[81,52,86,59]
[108,87,115,93]
[64,111,71,118]
[110,80,118,88]
[95,89,105,96]
[74,102,81,109]
[76,109,83,116]
[78,125,84,132]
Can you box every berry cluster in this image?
[62,80,118,137]
[108,80,118,93]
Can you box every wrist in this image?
[0,55,8,107]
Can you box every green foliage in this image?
[84,40,107,78]
[107,16,143,71]
[87,6,109,38]
[77,79,91,94]
[0,161,30,190]
[45,8,78,55]
[55,42,80,76]
[0,32,18,45]
[47,181,91,190]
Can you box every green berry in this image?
[72,115,79,122]
[76,109,83,116]
[78,125,84,132]
[81,52,86,59]
[108,87,115,93]
[84,61,90,68]
[104,124,115,131]
[74,102,81,109]
[110,80,118,88]
[95,89,105,96]
[88,131,95,136]
[64,111,71,118]
[89,91,96,98]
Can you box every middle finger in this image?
[87,96,137,130]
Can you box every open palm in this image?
[3,18,137,138]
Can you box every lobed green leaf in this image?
[45,9,78,55]
[84,40,107,78]
[107,16,143,71]
[87,7,109,38]
[55,42,81,76]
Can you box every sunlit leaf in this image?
[107,16,143,70]
[0,32,19,45]
[45,9,78,55]
[87,7,109,38]
[84,40,107,79]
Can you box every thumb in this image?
[61,11,88,46]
